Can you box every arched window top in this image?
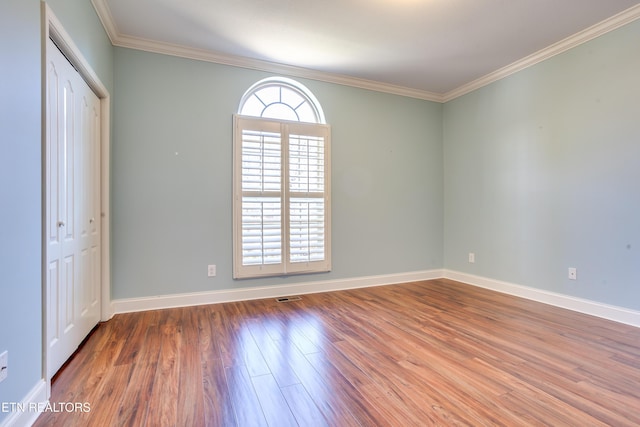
[238,77,326,124]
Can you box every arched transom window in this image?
[233,77,331,279]
[238,77,326,124]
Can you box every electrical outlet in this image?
[0,351,8,383]
[207,264,216,277]
[568,267,577,280]
[468,253,475,263]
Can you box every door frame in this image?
[41,3,112,394]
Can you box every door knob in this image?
[57,221,65,228]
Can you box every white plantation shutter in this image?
[240,127,282,268]
[234,116,331,278]
[241,197,282,266]
[288,132,326,268]
[289,198,325,263]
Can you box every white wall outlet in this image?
[468,253,475,263]
[568,267,577,280]
[0,351,8,383]
[207,264,216,277]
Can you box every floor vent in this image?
[275,296,302,303]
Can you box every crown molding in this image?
[92,0,640,104]
[90,0,442,102]
[442,3,640,102]
[91,0,119,43]
[114,33,445,102]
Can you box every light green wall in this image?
[443,19,640,310]
[0,0,112,421]
[112,17,640,310]
[112,47,444,299]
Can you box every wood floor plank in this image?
[176,307,206,427]
[198,306,237,427]
[251,374,299,427]
[225,365,269,426]
[246,319,302,388]
[221,302,271,377]
[83,364,134,426]
[304,350,392,427]
[145,310,181,427]
[280,383,329,427]
[280,341,362,426]
[505,360,640,426]
[113,336,157,424]
[320,342,437,426]
[34,279,640,426]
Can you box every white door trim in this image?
[41,2,112,395]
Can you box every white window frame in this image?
[233,79,331,279]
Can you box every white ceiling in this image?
[93,0,640,101]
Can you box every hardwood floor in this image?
[34,279,640,426]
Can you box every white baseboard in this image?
[443,270,640,328]
[111,269,444,314]
[109,268,639,328]
[0,379,47,427]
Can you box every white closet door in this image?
[46,38,101,379]
[77,65,101,342]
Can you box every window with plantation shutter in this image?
[233,78,331,278]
